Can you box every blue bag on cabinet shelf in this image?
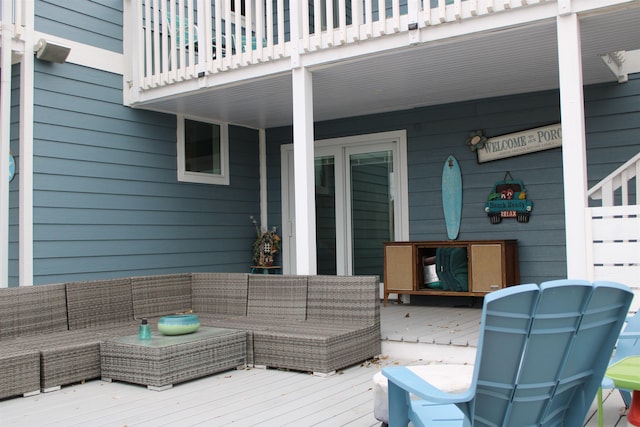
[436,247,469,292]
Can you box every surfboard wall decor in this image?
[442,155,462,240]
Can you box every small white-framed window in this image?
[177,115,229,185]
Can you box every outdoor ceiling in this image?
[139,5,640,129]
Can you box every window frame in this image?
[177,114,230,185]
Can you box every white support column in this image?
[291,67,317,275]
[259,128,268,231]
[289,0,301,68]
[19,0,35,285]
[557,13,589,280]
[0,0,13,287]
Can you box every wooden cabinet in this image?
[383,240,519,304]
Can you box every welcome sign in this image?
[477,123,562,163]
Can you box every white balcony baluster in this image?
[133,0,550,89]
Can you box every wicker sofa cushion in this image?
[306,275,380,326]
[0,284,68,340]
[192,272,249,316]
[66,278,134,330]
[131,273,193,319]
[13,329,105,390]
[247,275,308,321]
[0,344,41,399]
[252,323,381,374]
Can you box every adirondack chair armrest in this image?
[618,332,640,339]
[382,366,473,404]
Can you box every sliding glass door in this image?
[347,149,394,277]
[281,131,407,276]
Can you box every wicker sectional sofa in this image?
[0,273,381,400]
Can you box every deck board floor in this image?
[0,301,628,426]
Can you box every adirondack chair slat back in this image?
[473,285,539,425]
[548,281,633,426]
[473,280,632,426]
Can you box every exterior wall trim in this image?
[0,0,12,285]
[32,31,123,75]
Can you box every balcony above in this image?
[124,0,640,128]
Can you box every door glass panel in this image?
[315,156,337,275]
[350,151,393,276]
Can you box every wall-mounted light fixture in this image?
[34,39,71,63]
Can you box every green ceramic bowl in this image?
[157,314,200,335]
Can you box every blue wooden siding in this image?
[28,62,259,285]
[266,73,640,286]
[35,0,123,53]
[402,90,567,285]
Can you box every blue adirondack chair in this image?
[597,310,640,426]
[383,280,633,427]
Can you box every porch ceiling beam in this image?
[600,51,628,83]
[600,50,640,84]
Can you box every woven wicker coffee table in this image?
[100,327,246,391]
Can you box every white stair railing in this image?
[588,152,640,207]
[586,152,640,310]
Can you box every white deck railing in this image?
[0,0,25,27]
[587,153,640,294]
[131,0,543,90]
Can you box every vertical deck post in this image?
[557,12,589,280]
[259,129,268,232]
[19,0,34,286]
[291,67,317,275]
[289,0,317,275]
